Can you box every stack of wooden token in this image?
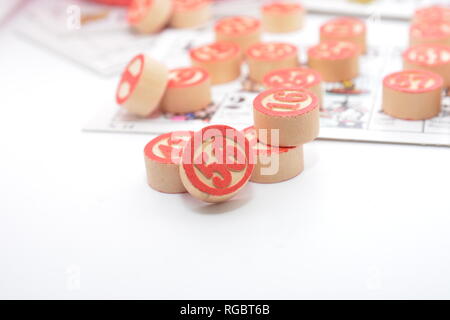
[143,91,319,200]
[249,87,320,183]
[145,125,255,203]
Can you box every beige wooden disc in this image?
[144,131,194,193]
[128,0,173,34]
[116,54,169,117]
[170,0,211,28]
[261,2,305,33]
[382,70,443,120]
[161,67,212,113]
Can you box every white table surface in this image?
[1,17,450,300]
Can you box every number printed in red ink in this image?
[190,42,240,62]
[246,42,297,60]
[308,41,359,60]
[254,87,318,116]
[181,125,253,196]
[167,67,209,88]
[404,44,450,66]
[263,67,321,89]
[144,131,194,164]
[383,70,443,93]
[321,17,365,37]
[215,16,260,35]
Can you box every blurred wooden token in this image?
[403,44,450,88]
[162,66,212,113]
[128,0,172,34]
[170,0,211,28]
[262,67,323,108]
[179,125,254,203]
[320,17,366,53]
[261,2,305,33]
[307,40,360,82]
[410,21,450,47]
[413,5,450,24]
[116,54,168,117]
[382,70,443,120]
[253,87,320,147]
[246,42,299,83]
[243,126,304,184]
[215,16,262,51]
[144,131,194,193]
[190,42,241,84]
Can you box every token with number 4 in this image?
[253,87,319,147]
[144,131,194,193]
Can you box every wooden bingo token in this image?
[245,42,299,83]
[410,21,450,47]
[253,87,320,147]
[179,125,254,203]
[144,131,194,193]
[320,17,366,53]
[262,67,323,107]
[161,67,212,113]
[307,41,360,82]
[382,70,443,120]
[413,5,450,24]
[116,54,168,117]
[261,1,305,33]
[170,0,211,29]
[403,44,450,87]
[243,126,304,184]
[214,16,262,51]
[190,42,241,84]
[128,0,172,34]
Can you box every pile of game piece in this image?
[111,1,450,202]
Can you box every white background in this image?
[1,4,450,299]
